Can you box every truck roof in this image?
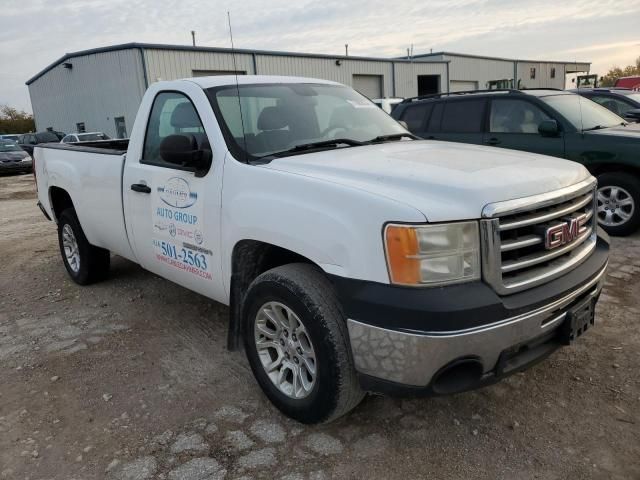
[186,75,342,89]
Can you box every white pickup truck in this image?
[35,76,609,424]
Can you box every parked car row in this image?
[391,88,640,236]
[0,130,111,176]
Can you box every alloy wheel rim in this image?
[254,301,317,399]
[597,186,635,227]
[62,224,81,273]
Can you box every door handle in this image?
[130,183,151,193]
[486,137,501,145]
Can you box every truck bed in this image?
[36,139,129,155]
[34,142,136,262]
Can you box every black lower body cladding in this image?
[329,233,610,395]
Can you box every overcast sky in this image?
[2,0,639,112]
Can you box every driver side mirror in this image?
[538,119,560,137]
[160,134,212,177]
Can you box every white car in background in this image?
[61,132,111,143]
[371,97,404,114]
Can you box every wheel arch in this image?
[587,162,640,180]
[49,186,75,222]
[226,239,323,351]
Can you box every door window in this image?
[142,92,210,169]
[400,103,433,132]
[440,100,485,133]
[490,99,551,134]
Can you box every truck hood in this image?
[264,140,590,222]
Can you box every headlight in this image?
[22,155,32,162]
[384,221,480,286]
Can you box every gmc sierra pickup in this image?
[35,76,609,424]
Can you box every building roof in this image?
[25,42,450,86]
[398,51,591,66]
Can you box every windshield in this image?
[0,140,22,152]
[77,133,110,141]
[208,83,406,159]
[541,94,625,131]
[622,93,640,103]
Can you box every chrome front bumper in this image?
[347,262,608,387]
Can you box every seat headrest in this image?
[170,102,202,129]
[258,106,288,131]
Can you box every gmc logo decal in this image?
[544,213,588,250]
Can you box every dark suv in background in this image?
[17,131,64,156]
[392,89,640,235]
[571,88,640,123]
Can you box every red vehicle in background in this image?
[615,76,640,90]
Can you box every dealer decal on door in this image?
[151,175,212,280]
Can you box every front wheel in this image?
[243,263,364,424]
[596,172,640,236]
[57,208,110,285]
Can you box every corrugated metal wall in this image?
[143,48,448,99]
[28,49,146,137]
[144,49,256,81]
[443,55,514,90]
[517,62,565,89]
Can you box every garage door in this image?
[352,74,383,99]
[450,80,478,92]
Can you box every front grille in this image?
[481,178,597,295]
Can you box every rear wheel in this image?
[596,172,640,236]
[243,263,364,424]
[57,208,110,285]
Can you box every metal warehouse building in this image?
[401,51,591,92]
[25,43,590,138]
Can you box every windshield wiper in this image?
[365,133,419,143]
[583,125,604,132]
[287,138,364,152]
[252,138,364,163]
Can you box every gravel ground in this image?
[1,173,639,480]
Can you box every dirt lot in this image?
[0,173,639,480]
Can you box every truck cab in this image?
[35,76,609,424]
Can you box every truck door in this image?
[483,98,565,159]
[123,89,225,301]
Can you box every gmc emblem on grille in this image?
[544,213,588,250]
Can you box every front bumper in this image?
[331,233,609,394]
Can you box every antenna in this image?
[227,11,248,163]
[191,30,196,47]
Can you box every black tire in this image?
[243,263,364,424]
[57,208,110,285]
[596,172,640,236]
